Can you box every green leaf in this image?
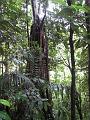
[51,0,66,5]
[59,6,76,20]
[72,4,87,12]
[0,99,11,107]
[0,111,11,120]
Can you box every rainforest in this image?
[0,0,90,120]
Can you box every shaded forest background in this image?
[0,0,90,120]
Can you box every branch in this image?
[40,9,46,27]
[31,0,36,22]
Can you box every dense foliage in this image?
[0,0,90,120]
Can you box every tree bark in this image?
[31,0,36,22]
[26,0,30,47]
[85,0,90,108]
[26,0,54,119]
[67,1,76,119]
[69,24,76,120]
[88,45,90,106]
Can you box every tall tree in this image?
[26,0,54,119]
[67,0,76,120]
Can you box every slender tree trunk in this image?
[69,24,76,120]
[88,45,90,106]
[85,0,90,108]
[66,1,76,119]
[5,42,9,74]
[31,0,37,22]
[26,0,30,47]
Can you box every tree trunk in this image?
[25,0,54,119]
[67,1,76,119]
[88,45,90,106]
[85,0,90,108]
[69,24,76,120]
[26,0,30,47]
